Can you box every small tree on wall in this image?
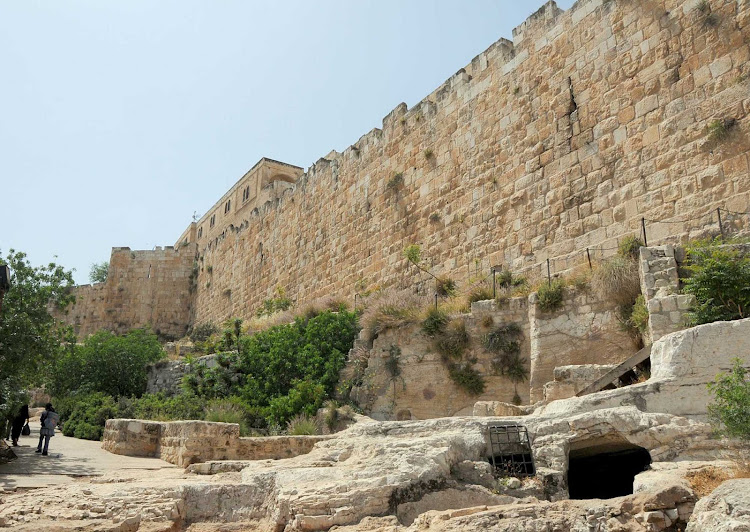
[89,261,109,284]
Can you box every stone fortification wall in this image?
[102,419,329,467]
[188,0,750,327]
[57,245,197,339]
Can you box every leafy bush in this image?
[49,328,164,398]
[629,295,650,336]
[683,243,750,325]
[129,392,204,421]
[266,379,326,426]
[59,392,118,441]
[89,261,109,284]
[448,363,485,395]
[422,308,448,336]
[184,311,358,427]
[707,359,750,439]
[483,323,522,374]
[536,280,565,312]
[592,256,641,307]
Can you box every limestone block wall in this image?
[187,0,750,328]
[102,419,329,467]
[529,287,637,402]
[57,245,197,339]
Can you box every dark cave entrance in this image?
[567,439,652,499]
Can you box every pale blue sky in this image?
[1,1,575,284]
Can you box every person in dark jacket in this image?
[10,404,29,446]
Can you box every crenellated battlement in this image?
[62,0,750,334]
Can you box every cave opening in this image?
[567,439,651,500]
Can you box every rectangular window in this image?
[210,215,215,228]
[224,200,231,214]
[197,227,203,238]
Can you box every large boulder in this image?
[686,479,750,531]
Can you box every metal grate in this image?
[486,424,535,477]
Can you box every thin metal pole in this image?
[492,269,496,299]
[641,217,648,247]
[354,293,358,310]
[717,207,724,237]
[546,259,551,287]
[434,292,438,310]
[586,248,592,270]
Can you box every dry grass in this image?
[244,310,296,334]
[591,256,641,307]
[359,290,424,341]
[687,460,750,498]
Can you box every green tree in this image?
[89,261,109,283]
[683,243,750,325]
[184,310,359,425]
[0,249,75,411]
[708,359,750,439]
[49,328,164,398]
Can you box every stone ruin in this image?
[4,269,750,530]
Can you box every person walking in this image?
[10,404,29,446]
[36,403,59,456]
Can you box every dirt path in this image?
[0,420,176,490]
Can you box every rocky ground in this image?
[0,411,748,531]
[2,319,749,531]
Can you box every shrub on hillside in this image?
[184,310,358,426]
[59,392,118,441]
[708,359,750,439]
[683,242,750,325]
[49,328,164,398]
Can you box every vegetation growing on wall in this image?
[536,279,565,312]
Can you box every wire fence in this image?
[507,205,750,286]
[400,203,750,300]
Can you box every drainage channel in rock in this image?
[567,439,651,500]
[486,424,535,477]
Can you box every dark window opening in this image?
[198,227,203,238]
[567,440,651,499]
[486,424,535,477]
[224,200,231,214]
[210,215,215,228]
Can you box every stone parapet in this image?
[102,419,326,468]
